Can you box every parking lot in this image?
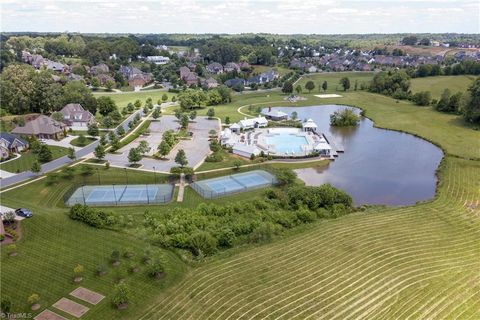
[105,116,219,172]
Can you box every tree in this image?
[412,91,431,106]
[282,81,293,94]
[225,116,231,125]
[291,111,298,120]
[305,81,315,93]
[340,77,351,91]
[94,144,106,160]
[180,114,189,129]
[175,149,188,167]
[109,110,122,123]
[330,108,360,126]
[28,293,40,307]
[354,80,358,91]
[110,134,120,151]
[31,160,41,173]
[162,93,168,102]
[322,81,328,92]
[128,148,142,165]
[126,103,135,113]
[111,250,121,264]
[97,96,117,116]
[99,134,107,146]
[401,36,418,45]
[37,145,53,163]
[102,116,113,128]
[295,85,302,94]
[147,258,165,278]
[67,147,76,160]
[116,125,126,136]
[207,108,215,119]
[158,140,171,158]
[436,89,451,112]
[91,77,100,90]
[137,141,151,155]
[51,111,64,122]
[73,264,85,281]
[87,123,99,136]
[274,168,297,186]
[105,80,114,91]
[462,77,480,124]
[152,108,161,119]
[112,283,131,308]
[189,110,197,121]
[134,99,142,109]
[233,159,242,170]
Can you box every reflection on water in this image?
[268,105,444,206]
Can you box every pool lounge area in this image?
[220,124,333,158]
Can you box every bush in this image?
[112,283,131,308]
[69,204,114,228]
[205,152,224,162]
[274,168,297,186]
[188,231,218,256]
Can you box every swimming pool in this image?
[265,133,309,154]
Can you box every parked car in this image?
[15,208,33,218]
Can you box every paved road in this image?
[0,140,99,189]
[0,110,143,190]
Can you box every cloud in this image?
[1,0,478,33]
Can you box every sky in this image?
[1,0,479,34]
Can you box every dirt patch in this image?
[52,298,89,318]
[70,287,105,305]
[34,309,68,320]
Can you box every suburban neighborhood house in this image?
[0,133,29,160]
[60,104,96,129]
[237,116,269,131]
[11,115,67,140]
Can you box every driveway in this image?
[105,116,220,172]
[43,135,92,150]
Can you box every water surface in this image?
[268,105,444,206]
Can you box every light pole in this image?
[124,168,129,184]
[153,166,157,184]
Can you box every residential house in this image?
[97,74,115,86]
[238,116,268,130]
[224,78,245,88]
[145,56,170,65]
[90,63,109,75]
[206,62,224,74]
[120,66,153,90]
[44,60,66,72]
[224,62,240,73]
[247,70,278,85]
[12,115,67,140]
[239,61,251,71]
[202,77,219,89]
[68,73,84,82]
[60,104,96,128]
[307,65,318,73]
[179,66,198,86]
[0,133,29,160]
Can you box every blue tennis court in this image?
[66,184,174,206]
[191,170,277,199]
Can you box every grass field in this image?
[410,75,475,99]
[1,73,479,319]
[296,71,375,92]
[0,146,69,173]
[94,91,176,111]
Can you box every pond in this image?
[267,105,444,206]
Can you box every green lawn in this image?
[70,136,97,147]
[410,75,475,99]
[94,91,177,111]
[296,71,375,92]
[0,146,69,173]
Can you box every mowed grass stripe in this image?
[141,205,431,319]
[140,156,480,320]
